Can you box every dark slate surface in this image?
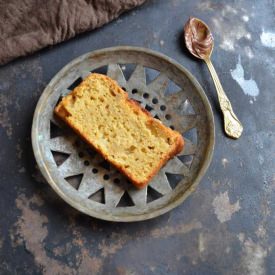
[0,0,274,274]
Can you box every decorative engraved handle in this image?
[204,58,243,139]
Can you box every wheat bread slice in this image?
[54,73,184,189]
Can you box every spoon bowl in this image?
[184,17,214,60]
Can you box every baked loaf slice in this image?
[55,73,184,189]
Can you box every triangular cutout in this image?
[89,188,105,204]
[117,192,135,207]
[183,128,198,145]
[145,104,154,112]
[50,121,64,138]
[119,63,136,81]
[177,155,194,168]
[145,67,160,85]
[55,95,63,108]
[147,186,163,203]
[165,173,184,189]
[165,80,182,96]
[67,77,82,90]
[51,150,70,166]
[64,174,83,190]
[178,99,195,115]
[91,65,108,75]
[154,114,161,120]
[99,160,110,171]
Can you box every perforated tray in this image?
[32,46,214,222]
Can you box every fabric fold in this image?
[0,0,146,65]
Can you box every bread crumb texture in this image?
[55,74,184,188]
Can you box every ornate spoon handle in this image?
[204,58,243,139]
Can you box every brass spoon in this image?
[184,17,243,139]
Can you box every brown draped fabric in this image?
[0,0,146,65]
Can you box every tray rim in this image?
[32,46,215,222]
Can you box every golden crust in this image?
[55,73,184,189]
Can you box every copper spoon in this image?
[184,17,243,139]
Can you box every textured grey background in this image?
[0,0,274,274]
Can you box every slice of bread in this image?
[55,73,184,189]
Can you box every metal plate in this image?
[32,46,215,222]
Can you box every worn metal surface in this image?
[32,47,214,222]
[0,0,275,274]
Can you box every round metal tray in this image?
[32,46,215,222]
